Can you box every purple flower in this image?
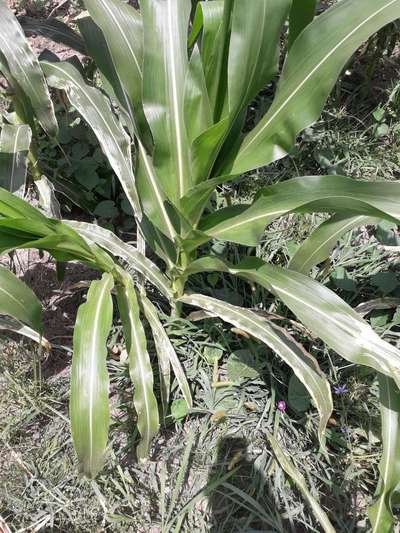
[277,400,287,413]
[334,384,349,395]
[340,425,349,434]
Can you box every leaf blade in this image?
[116,277,159,460]
[70,273,114,478]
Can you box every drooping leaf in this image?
[0,124,31,193]
[0,185,48,221]
[185,257,400,389]
[70,273,114,478]
[42,60,141,218]
[223,0,400,176]
[288,0,318,49]
[20,17,87,55]
[141,294,192,409]
[200,176,400,246]
[0,265,42,334]
[289,214,377,274]
[267,433,335,533]
[65,220,173,300]
[179,292,332,442]
[0,315,49,349]
[141,0,192,201]
[0,0,58,137]
[116,276,159,460]
[369,375,400,533]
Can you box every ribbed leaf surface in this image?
[0,265,42,334]
[0,0,58,137]
[0,124,31,193]
[116,277,159,460]
[180,292,331,441]
[70,273,114,478]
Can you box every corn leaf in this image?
[141,294,192,409]
[0,124,31,194]
[0,265,42,334]
[0,315,49,349]
[224,0,400,176]
[228,0,291,115]
[185,257,400,389]
[65,220,172,301]
[70,273,114,478]
[42,60,141,218]
[20,17,87,55]
[116,276,159,460]
[0,0,58,138]
[180,292,331,441]
[288,0,318,49]
[288,214,378,274]
[369,375,400,533]
[141,0,192,202]
[200,176,400,246]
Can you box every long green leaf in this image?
[70,273,114,478]
[228,0,291,114]
[185,257,400,389]
[65,220,172,300]
[0,315,49,349]
[288,0,318,49]
[0,0,58,137]
[184,44,213,144]
[83,0,150,143]
[223,0,400,176]
[289,214,378,274]
[0,185,47,220]
[0,124,31,193]
[267,433,335,533]
[116,276,159,460]
[20,17,87,55]
[141,0,191,201]
[369,375,400,533]
[42,60,141,218]
[141,294,192,409]
[0,265,42,334]
[200,176,400,246]
[180,292,331,441]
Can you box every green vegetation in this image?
[0,0,400,530]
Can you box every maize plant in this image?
[0,0,400,529]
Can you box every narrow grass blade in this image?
[369,375,400,533]
[141,294,192,409]
[267,432,335,533]
[116,276,159,460]
[0,265,42,334]
[0,0,58,137]
[70,273,114,478]
[179,292,331,441]
[0,124,31,194]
